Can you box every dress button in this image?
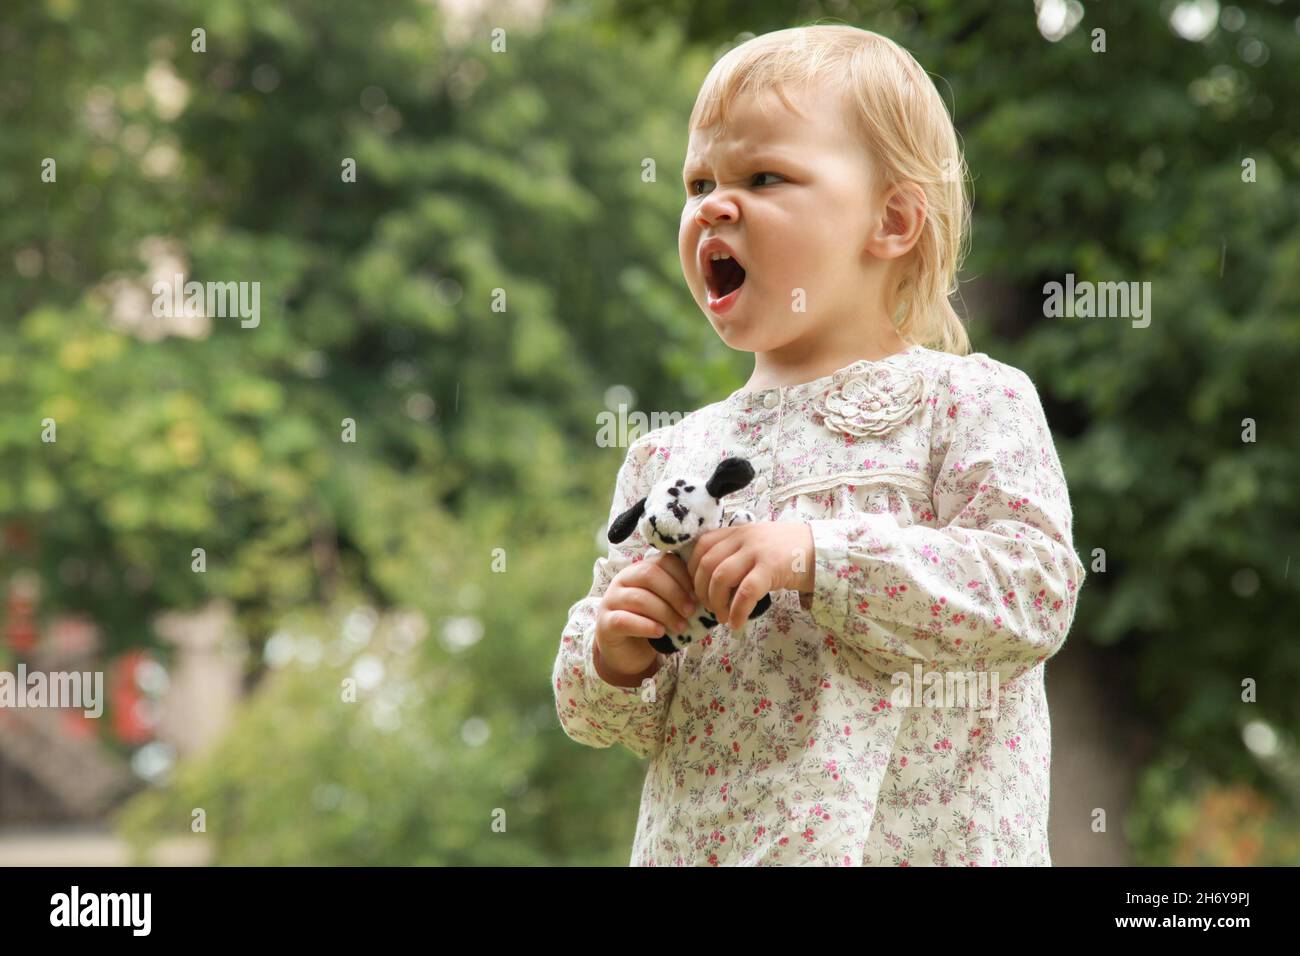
[763,391,778,409]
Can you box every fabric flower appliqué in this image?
[816,365,926,438]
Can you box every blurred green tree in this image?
[0,0,718,863]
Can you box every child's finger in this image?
[618,585,691,635]
[635,565,695,624]
[607,608,671,640]
[728,567,769,629]
[646,553,699,619]
[708,551,752,626]
[693,536,744,613]
[685,528,726,574]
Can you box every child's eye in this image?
[689,172,785,196]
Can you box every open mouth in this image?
[705,253,747,302]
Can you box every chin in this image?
[708,314,750,346]
[707,308,778,349]
[701,296,754,334]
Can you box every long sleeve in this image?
[804,360,1085,686]
[553,424,680,759]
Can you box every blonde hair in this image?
[688,23,972,355]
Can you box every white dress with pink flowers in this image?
[553,344,1086,866]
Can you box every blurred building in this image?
[0,576,240,863]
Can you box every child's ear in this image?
[607,497,647,544]
[865,181,926,261]
[705,458,755,499]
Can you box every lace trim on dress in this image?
[770,468,932,506]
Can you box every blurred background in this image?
[1,0,1298,866]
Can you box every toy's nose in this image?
[669,502,687,520]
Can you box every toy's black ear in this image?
[607,497,647,544]
[706,458,755,499]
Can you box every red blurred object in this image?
[7,618,37,654]
[5,572,40,654]
[59,708,98,740]
[3,520,33,554]
[110,650,156,744]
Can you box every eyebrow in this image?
[681,150,801,179]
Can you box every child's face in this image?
[679,82,885,354]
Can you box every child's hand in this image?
[687,521,815,630]
[594,551,698,681]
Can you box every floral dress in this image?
[553,344,1086,865]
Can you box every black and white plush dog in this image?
[607,457,773,654]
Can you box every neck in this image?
[744,327,910,392]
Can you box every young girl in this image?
[553,24,1085,866]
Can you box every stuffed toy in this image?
[607,456,773,654]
